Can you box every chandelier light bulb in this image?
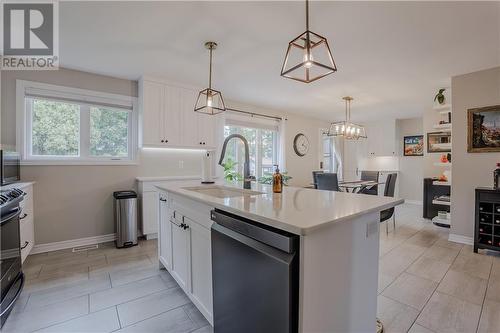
[303,52,313,69]
[207,95,213,107]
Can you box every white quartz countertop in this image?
[156,180,404,235]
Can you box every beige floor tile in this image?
[24,271,90,294]
[490,257,500,277]
[379,243,426,278]
[90,254,153,275]
[451,252,493,280]
[35,307,120,333]
[408,323,435,333]
[406,230,440,248]
[416,292,481,333]
[2,295,89,333]
[377,295,419,333]
[478,299,500,333]
[486,275,500,302]
[434,238,464,251]
[89,275,171,312]
[382,273,438,310]
[437,269,488,305]
[406,256,451,282]
[378,273,396,294]
[422,244,460,264]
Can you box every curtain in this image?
[278,117,287,171]
[333,136,344,181]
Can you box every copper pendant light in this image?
[194,41,226,115]
[280,0,337,83]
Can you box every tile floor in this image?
[4,203,500,333]
[3,239,210,333]
[378,204,500,333]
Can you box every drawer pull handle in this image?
[159,198,167,202]
[20,213,28,220]
[20,241,29,250]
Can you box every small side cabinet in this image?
[18,183,35,262]
[474,187,500,253]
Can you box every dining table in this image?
[338,180,385,193]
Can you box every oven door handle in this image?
[0,273,25,317]
[0,207,21,225]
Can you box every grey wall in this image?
[397,118,424,203]
[451,67,500,239]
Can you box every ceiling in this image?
[60,1,500,122]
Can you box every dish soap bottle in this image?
[494,163,500,189]
[272,164,283,193]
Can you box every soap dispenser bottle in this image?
[272,165,283,193]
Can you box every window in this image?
[322,135,338,173]
[223,120,280,180]
[17,81,137,164]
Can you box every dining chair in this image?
[380,173,398,235]
[316,173,340,192]
[358,171,379,195]
[312,170,324,189]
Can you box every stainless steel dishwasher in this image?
[210,209,299,333]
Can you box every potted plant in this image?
[434,88,446,105]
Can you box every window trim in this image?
[16,80,138,165]
[223,121,280,179]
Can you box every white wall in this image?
[396,118,424,203]
[451,67,500,239]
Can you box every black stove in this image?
[0,187,25,327]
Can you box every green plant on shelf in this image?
[434,88,446,105]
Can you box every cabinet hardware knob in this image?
[159,198,167,202]
[199,142,202,145]
[21,241,29,250]
[165,139,169,143]
[161,140,164,143]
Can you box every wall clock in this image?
[293,133,309,157]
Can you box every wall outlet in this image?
[178,160,184,169]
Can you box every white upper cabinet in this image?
[139,77,221,149]
[365,119,397,157]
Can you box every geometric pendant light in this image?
[280,0,337,83]
[194,41,226,115]
[324,97,367,140]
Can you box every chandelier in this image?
[280,0,337,83]
[324,97,366,140]
[194,42,226,115]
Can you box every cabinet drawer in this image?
[20,216,34,262]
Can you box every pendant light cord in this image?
[306,0,309,31]
[208,46,213,91]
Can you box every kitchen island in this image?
[155,180,404,333]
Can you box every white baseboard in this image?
[31,233,116,255]
[448,233,474,245]
[405,200,423,205]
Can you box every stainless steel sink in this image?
[182,185,264,199]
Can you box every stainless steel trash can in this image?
[113,191,138,248]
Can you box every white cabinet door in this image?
[159,192,172,270]
[365,120,396,157]
[19,184,34,263]
[171,218,190,291]
[142,191,159,237]
[187,217,213,318]
[141,80,164,146]
[180,88,200,147]
[197,114,216,148]
[163,85,182,146]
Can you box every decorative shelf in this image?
[434,104,452,111]
[434,162,452,167]
[433,123,452,131]
[432,199,451,206]
[433,181,451,186]
[432,143,452,150]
